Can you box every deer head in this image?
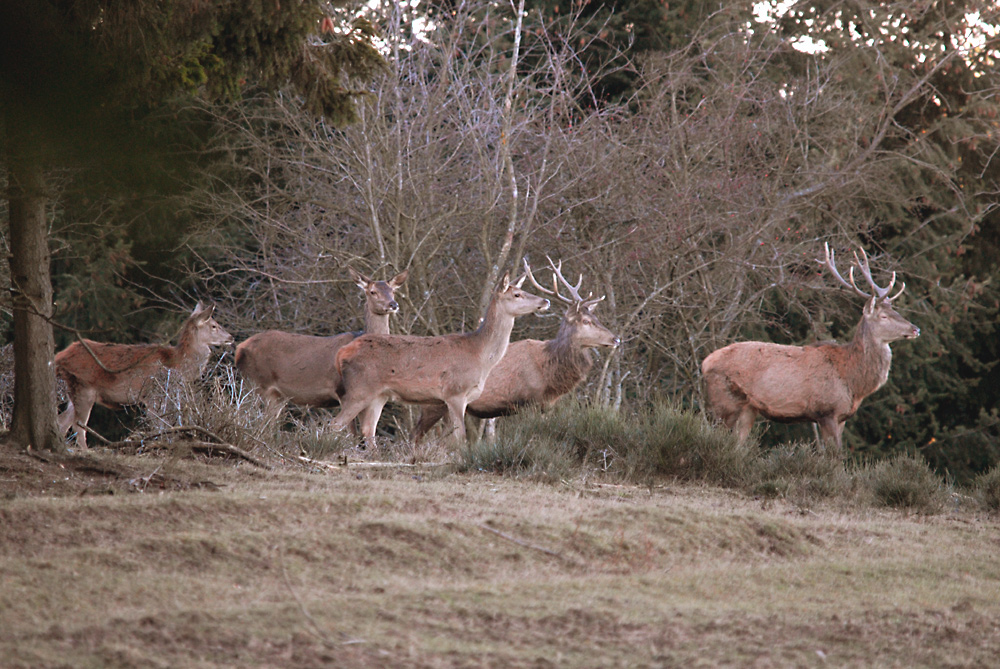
[349,267,409,316]
[820,243,919,343]
[523,257,620,349]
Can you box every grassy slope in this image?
[1,456,999,668]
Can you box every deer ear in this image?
[348,267,369,290]
[514,274,527,288]
[500,272,511,291]
[389,269,409,288]
[193,303,214,323]
[864,296,877,315]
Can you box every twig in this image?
[185,441,269,468]
[478,523,564,559]
[103,436,268,468]
[297,455,447,469]
[277,548,366,648]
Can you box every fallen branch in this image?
[81,425,269,469]
[184,441,269,468]
[297,455,448,470]
[478,523,565,560]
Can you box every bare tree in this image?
[182,2,994,447]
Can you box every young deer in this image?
[701,244,920,452]
[332,269,550,444]
[413,258,619,442]
[56,302,234,448]
[234,268,408,417]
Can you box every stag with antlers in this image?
[414,257,619,442]
[701,244,920,452]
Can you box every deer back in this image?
[234,331,356,407]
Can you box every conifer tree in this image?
[0,0,384,452]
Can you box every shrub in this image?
[455,408,579,481]
[618,401,755,486]
[859,453,946,513]
[972,465,1000,512]
[469,400,755,487]
[749,443,852,503]
[129,358,298,462]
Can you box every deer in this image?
[332,268,551,445]
[413,257,620,443]
[55,302,234,449]
[234,268,408,419]
[701,243,920,452]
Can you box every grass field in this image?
[2,446,999,668]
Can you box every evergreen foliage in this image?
[1,1,384,342]
[861,452,947,512]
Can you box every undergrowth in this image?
[972,465,1000,512]
[857,452,947,513]
[456,400,963,513]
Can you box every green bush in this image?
[618,401,755,486]
[455,409,578,481]
[860,453,946,513]
[468,400,754,487]
[749,444,852,503]
[972,465,1000,512]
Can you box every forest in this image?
[2,0,999,482]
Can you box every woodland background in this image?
[2,0,999,482]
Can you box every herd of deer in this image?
[53,246,920,454]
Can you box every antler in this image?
[820,243,906,302]
[546,256,605,310]
[851,246,905,302]
[521,257,606,310]
[521,258,558,298]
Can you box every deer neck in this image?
[469,296,516,365]
[543,328,593,394]
[844,316,893,399]
[364,309,391,335]
[168,326,211,376]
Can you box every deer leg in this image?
[357,399,387,444]
[413,403,447,444]
[444,398,469,445]
[57,402,76,441]
[262,388,286,422]
[68,389,97,450]
[482,418,497,441]
[331,396,366,434]
[732,407,756,444]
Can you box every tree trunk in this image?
[5,132,63,452]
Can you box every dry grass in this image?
[2,449,999,668]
